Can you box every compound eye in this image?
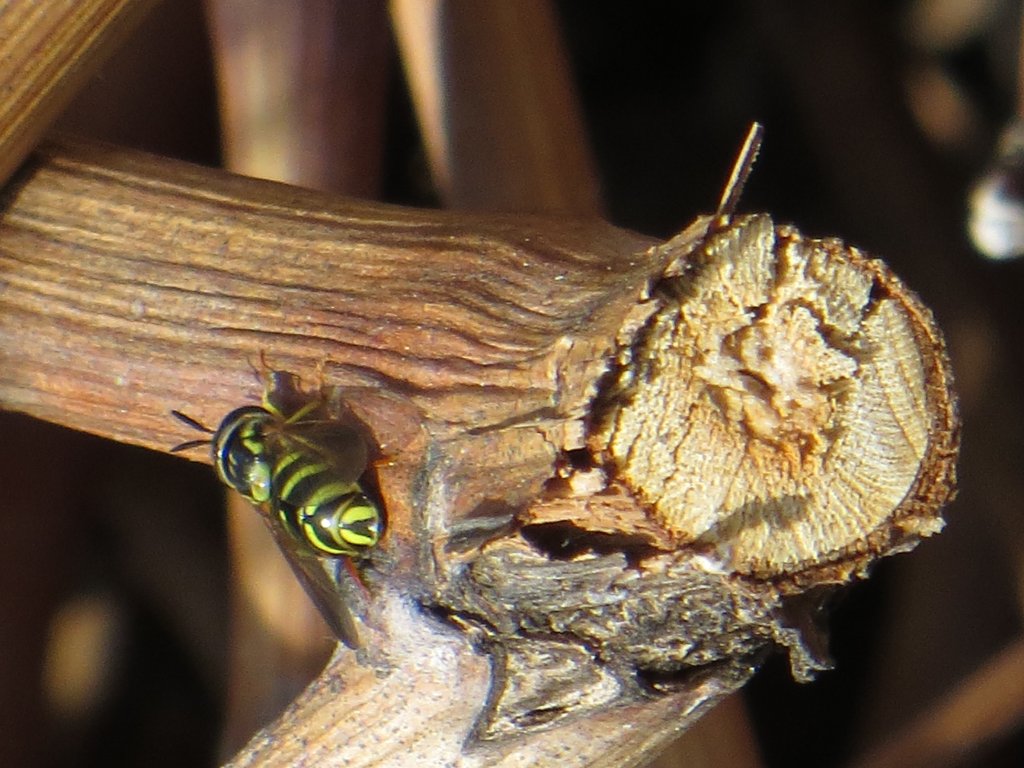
[213,407,274,502]
[220,444,270,502]
[246,460,273,503]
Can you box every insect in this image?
[171,389,383,645]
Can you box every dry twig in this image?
[0,136,958,765]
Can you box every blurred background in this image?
[0,1,1021,766]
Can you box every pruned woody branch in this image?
[0,130,958,766]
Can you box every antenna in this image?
[170,409,214,452]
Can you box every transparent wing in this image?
[269,422,369,484]
[258,506,362,647]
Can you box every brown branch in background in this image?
[850,637,1024,768]
[647,696,763,768]
[390,0,602,214]
[0,0,157,186]
[206,0,391,196]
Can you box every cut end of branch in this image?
[591,214,959,585]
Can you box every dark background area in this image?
[1,1,1021,766]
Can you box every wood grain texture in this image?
[0,0,156,185]
[0,137,654,459]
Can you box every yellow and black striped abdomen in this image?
[273,450,382,557]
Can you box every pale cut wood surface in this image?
[594,216,957,583]
[0,0,156,185]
